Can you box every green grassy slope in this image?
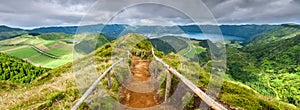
[0,34,74,68]
[74,33,109,54]
[248,24,300,45]
[0,34,297,109]
[0,25,27,40]
[0,33,109,68]
[220,33,300,107]
[0,52,49,84]
[242,35,300,106]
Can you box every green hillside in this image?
[0,33,74,68]
[0,52,49,84]
[0,25,27,40]
[207,31,299,108]
[248,24,300,45]
[0,33,109,68]
[74,33,109,54]
[150,36,206,58]
[196,33,300,108]
[0,34,297,109]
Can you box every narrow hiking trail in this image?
[119,56,159,108]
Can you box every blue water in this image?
[153,33,245,41]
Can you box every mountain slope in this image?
[224,34,300,107]
[0,34,297,109]
[0,52,49,84]
[0,32,110,68]
[0,25,27,40]
[27,24,299,40]
[247,24,300,45]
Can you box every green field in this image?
[0,46,20,51]
[177,39,207,58]
[6,47,39,58]
[46,45,73,57]
[28,54,72,68]
[0,34,74,68]
[0,33,109,68]
[195,48,206,53]
[43,40,60,47]
[3,46,72,68]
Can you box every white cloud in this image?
[0,0,299,28]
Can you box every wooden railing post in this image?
[72,59,124,110]
[164,71,172,102]
[107,70,112,89]
[151,48,227,110]
[154,60,158,78]
[128,51,130,59]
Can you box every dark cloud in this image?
[0,0,299,28]
[204,0,300,24]
[0,0,94,28]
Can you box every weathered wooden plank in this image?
[72,59,124,110]
[164,71,172,102]
[155,60,158,78]
[151,48,227,110]
[107,70,112,89]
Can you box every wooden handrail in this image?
[72,58,124,110]
[151,48,227,110]
[72,48,226,110]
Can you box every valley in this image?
[0,24,299,109]
[0,34,74,68]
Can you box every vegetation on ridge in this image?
[0,52,49,84]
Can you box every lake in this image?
[152,33,245,42]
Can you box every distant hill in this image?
[247,24,300,45]
[0,25,23,32]
[74,33,109,54]
[0,24,298,42]
[24,24,299,41]
[28,24,127,38]
[150,36,188,54]
[0,25,27,40]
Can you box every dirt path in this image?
[119,56,159,108]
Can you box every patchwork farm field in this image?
[0,34,74,68]
[0,46,23,51]
[28,54,72,68]
[177,39,206,58]
[46,44,73,57]
[6,47,38,58]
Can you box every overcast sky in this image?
[0,0,299,29]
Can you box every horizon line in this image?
[1,22,299,30]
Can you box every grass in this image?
[1,69,78,109]
[0,34,74,68]
[177,47,200,58]
[28,54,72,68]
[2,45,73,68]
[46,44,73,57]
[0,33,299,109]
[0,46,20,51]
[6,47,39,58]
[177,39,206,58]
[19,37,45,45]
[43,41,60,47]
[160,46,298,110]
[195,48,206,53]
[0,80,21,92]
